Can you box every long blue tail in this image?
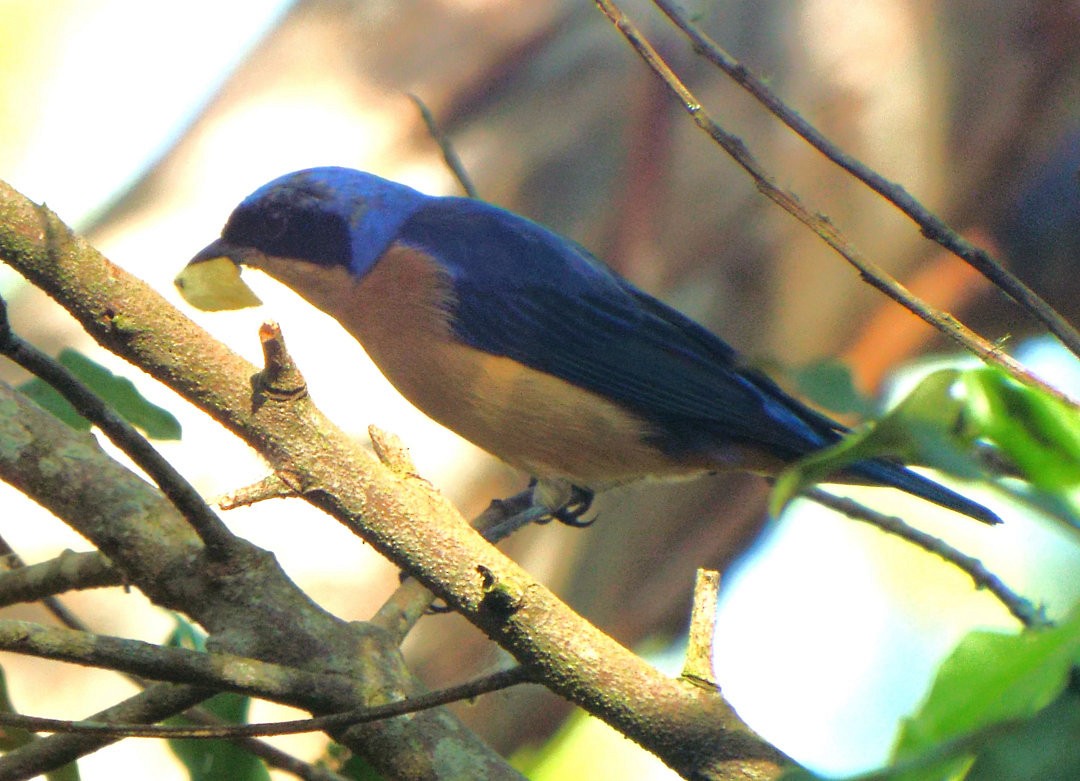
[849,460,1001,525]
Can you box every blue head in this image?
[201,167,432,276]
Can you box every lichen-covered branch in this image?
[0,177,784,779]
[0,351,520,778]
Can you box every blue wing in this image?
[397,197,840,461]
[394,197,1002,525]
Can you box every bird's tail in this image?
[849,459,1001,525]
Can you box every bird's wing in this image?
[398,199,839,459]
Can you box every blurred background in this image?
[2,0,1080,777]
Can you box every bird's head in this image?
[176,167,428,311]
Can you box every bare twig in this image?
[217,473,297,509]
[0,613,524,779]
[593,0,1077,408]
[408,93,479,198]
[0,618,388,707]
[682,569,720,687]
[0,683,215,781]
[0,346,521,778]
[368,424,417,476]
[0,666,532,740]
[805,488,1044,629]
[0,548,122,610]
[256,321,308,401]
[0,544,338,781]
[652,0,1080,361]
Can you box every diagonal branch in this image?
[0,549,122,608]
[0,618,382,704]
[0,659,531,741]
[0,357,520,778]
[0,180,784,779]
[651,0,1080,361]
[805,488,1043,629]
[593,0,1076,408]
[0,296,237,553]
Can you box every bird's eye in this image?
[259,209,289,241]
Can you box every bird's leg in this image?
[529,478,597,527]
[480,479,597,543]
[480,498,549,543]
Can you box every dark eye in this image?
[222,203,287,246]
[258,208,289,241]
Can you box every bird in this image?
[178,166,1000,526]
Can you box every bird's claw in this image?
[529,479,596,527]
[550,486,596,527]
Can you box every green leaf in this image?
[964,369,1080,491]
[167,693,269,781]
[964,686,1080,781]
[769,369,983,517]
[321,742,385,780]
[770,366,1080,519]
[775,605,1080,781]
[164,619,269,781]
[338,751,385,780]
[16,349,181,440]
[16,375,92,431]
[167,615,207,653]
[0,665,35,753]
[887,602,1080,779]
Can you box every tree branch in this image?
[683,569,720,688]
[0,549,122,608]
[650,0,1080,362]
[805,488,1043,628]
[408,93,479,198]
[593,0,1076,407]
[0,360,521,777]
[0,618,393,705]
[0,177,785,779]
[0,683,214,781]
[0,297,238,553]
[0,512,346,781]
[0,660,531,741]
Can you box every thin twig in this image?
[0,547,339,781]
[0,547,122,611]
[0,683,214,781]
[217,473,297,509]
[368,424,417,476]
[0,296,237,554]
[593,0,1077,408]
[0,536,112,629]
[0,373,333,779]
[653,0,1080,361]
[0,666,533,740]
[682,569,720,687]
[408,93,479,198]
[805,488,1044,629]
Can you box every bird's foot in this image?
[549,486,596,527]
[480,480,597,543]
[529,479,596,527]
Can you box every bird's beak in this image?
[175,239,264,311]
